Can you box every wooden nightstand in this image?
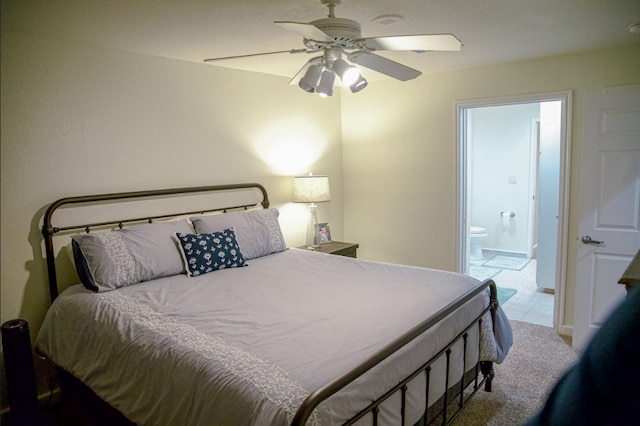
[303,241,359,258]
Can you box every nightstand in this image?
[302,241,359,258]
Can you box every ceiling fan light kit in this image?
[203,0,462,97]
[299,63,324,92]
[316,68,336,97]
[332,58,360,86]
[349,74,368,93]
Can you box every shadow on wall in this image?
[0,203,77,412]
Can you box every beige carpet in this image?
[452,320,580,425]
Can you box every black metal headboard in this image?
[41,183,269,303]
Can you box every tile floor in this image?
[470,255,554,327]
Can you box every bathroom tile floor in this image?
[470,255,554,327]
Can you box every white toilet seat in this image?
[470,226,487,236]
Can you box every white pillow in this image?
[72,220,192,291]
[190,209,287,260]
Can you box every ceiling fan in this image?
[204,0,462,96]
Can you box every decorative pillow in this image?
[190,209,286,260]
[175,229,247,277]
[71,220,192,292]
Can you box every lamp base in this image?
[306,203,319,248]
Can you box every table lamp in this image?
[292,174,331,248]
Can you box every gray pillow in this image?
[72,220,192,291]
[190,209,286,260]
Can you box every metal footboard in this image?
[292,280,498,426]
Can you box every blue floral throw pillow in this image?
[176,228,247,277]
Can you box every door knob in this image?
[581,235,604,245]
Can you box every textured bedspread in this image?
[36,248,504,425]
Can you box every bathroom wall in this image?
[536,101,562,288]
[468,103,541,255]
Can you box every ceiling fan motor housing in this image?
[311,17,362,43]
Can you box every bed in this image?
[36,182,512,425]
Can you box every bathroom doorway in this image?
[456,92,572,332]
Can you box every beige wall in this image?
[341,44,640,332]
[0,30,344,382]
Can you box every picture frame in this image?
[315,222,332,245]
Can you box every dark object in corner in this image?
[2,319,40,426]
[524,286,640,425]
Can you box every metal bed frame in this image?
[41,182,498,426]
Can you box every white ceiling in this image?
[3,0,640,83]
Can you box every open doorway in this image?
[456,92,572,333]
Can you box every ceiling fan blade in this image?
[348,51,421,81]
[358,34,462,51]
[204,49,307,62]
[288,56,323,86]
[275,21,335,42]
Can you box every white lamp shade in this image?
[299,64,323,93]
[292,175,331,203]
[316,70,335,97]
[349,74,368,93]
[333,59,360,87]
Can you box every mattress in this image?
[36,248,501,425]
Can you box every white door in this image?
[573,85,640,349]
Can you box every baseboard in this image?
[0,387,61,424]
[38,386,62,408]
[560,324,573,337]
[483,249,529,258]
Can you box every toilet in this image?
[470,226,488,261]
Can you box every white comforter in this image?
[36,248,503,426]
